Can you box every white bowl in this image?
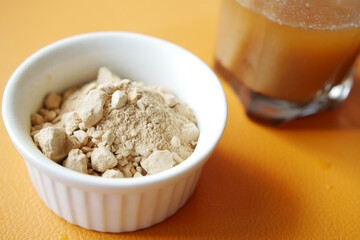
[2,32,227,232]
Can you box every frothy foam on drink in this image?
[236,0,360,30]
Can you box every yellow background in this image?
[1,0,360,239]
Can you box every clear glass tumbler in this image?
[215,0,360,125]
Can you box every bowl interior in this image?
[2,32,227,188]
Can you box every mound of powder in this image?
[31,67,199,178]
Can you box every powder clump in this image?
[34,127,76,162]
[31,67,199,177]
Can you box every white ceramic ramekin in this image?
[2,32,227,232]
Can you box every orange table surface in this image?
[1,0,360,239]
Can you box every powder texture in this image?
[31,67,199,178]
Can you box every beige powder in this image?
[31,67,199,178]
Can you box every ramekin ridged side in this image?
[25,161,203,232]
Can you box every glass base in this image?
[215,61,354,125]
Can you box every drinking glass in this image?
[215,0,360,125]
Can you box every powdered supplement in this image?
[31,67,199,178]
